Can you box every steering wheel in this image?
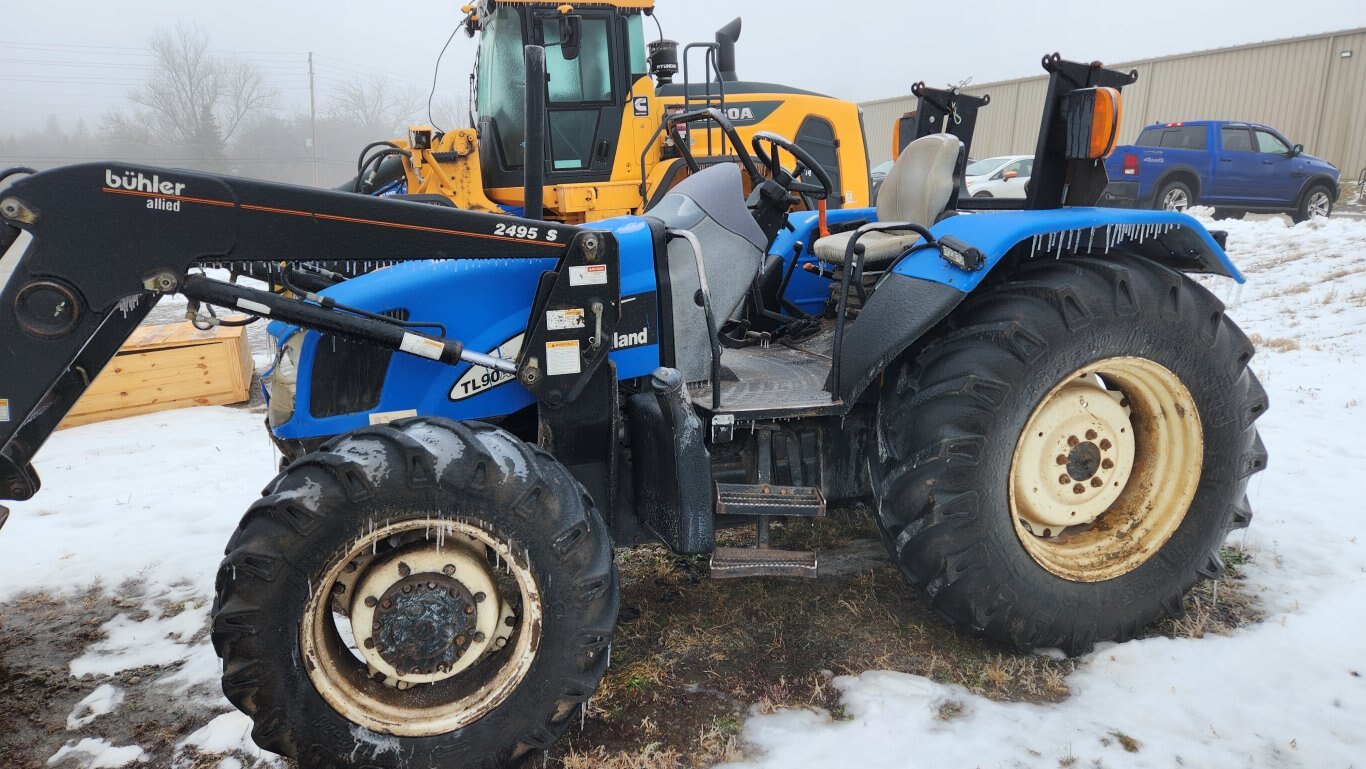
[750,131,834,201]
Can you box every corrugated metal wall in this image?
[861,28,1366,179]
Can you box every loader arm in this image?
[0,163,592,503]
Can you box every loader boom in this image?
[0,163,593,503]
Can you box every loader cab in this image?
[474,2,649,195]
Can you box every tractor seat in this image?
[812,133,962,267]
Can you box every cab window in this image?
[1221,126,1254,152]
[1254,129,1290,154]
[476,6,527,167]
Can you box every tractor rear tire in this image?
[872,254,1267,654]
[212,418,618,768]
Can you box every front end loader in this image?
[350,0,871,223]
[1,54,1267,768]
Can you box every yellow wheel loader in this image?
[354,0,870,223]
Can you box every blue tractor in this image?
[0,55,1266,767]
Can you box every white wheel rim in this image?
[1010,357,1204,582]
[301,519,542,736]
[1308,191,1331,218]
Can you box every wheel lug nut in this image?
[464,605,475,615]
[372,621,381,631]
[364,637,376,649]
[474,632,486,643]
[345,561,358,573]
[443,564,456,575]
[1055,454,1068,465]
[382,599,393,609]
[1072,483,1085,494]
[403,585,413,594]
[365,596,378,608]
[1101,459,1114,470]
[1100,438,1112,451]
[397,562,411,578]
[456,635,467,645]
[505,616,516,627]
[474,592,487,603]
[1085,429,1098,440]
[1067,435,1079,446]
[1058,474,1070,484]
[332,582,346,595]
[1090,477,1104,488]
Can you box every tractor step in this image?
[710,546,818,579]
[715,482,826,518]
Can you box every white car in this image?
[965,155,1033,198]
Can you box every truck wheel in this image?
[973,191,994,198]
[212,418,618,768]
[1155,180,1193,212]
[1292,184,1334,223]
[1211,209,1245,221]
[873,254,1266,654]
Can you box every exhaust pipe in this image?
[715,18,741,82]
[523,45,546,220]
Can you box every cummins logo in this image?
[105,169,187,197]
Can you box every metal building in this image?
[860,28,1366,180]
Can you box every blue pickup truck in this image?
[1101,120,1340,222]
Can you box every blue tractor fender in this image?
[833,207,1243,402]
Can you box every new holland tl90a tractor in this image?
[0,54,1266,768]
[357,0,871,223]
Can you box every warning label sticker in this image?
[545,340,581,376]
[400,333,446,361]
[569,264,608,286]
[0,399,8,422]
[546,308,585,330]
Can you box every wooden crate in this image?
[60,320,255,429]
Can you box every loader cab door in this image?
[475,5,634,194]
[537,12,623,181]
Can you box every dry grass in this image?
[1247,333,1301,352]
[544,505,1089,767]
[545,504,1270,767]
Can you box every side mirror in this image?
[1290,143,1304,157]
[1003,170,1019,180]
[558,15,582,60]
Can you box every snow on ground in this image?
[3,213,1365,767]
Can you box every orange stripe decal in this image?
[103,186,569,249]
[103,187,234,207]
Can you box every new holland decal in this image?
[447,292,659,402]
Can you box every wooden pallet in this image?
[60,320,255,429]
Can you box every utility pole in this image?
[308,52,319,186]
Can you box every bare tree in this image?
[328,76,424,136]
[103,25,277,165]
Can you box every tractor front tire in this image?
[212,418,618,768]
[873,254,1267,654]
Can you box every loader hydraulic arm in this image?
[0,163,588,503]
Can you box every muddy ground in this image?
[0,504,1261,769]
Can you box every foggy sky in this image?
[4,0,1365,137]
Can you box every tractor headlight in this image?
[267,331,304,428]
